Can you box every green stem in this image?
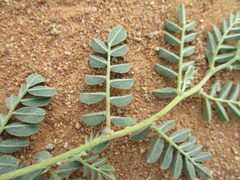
[200,91,240,105]
[49,166,60,180]
[177,21,186,92]
[154,126,196,165]
[105,46,112,131]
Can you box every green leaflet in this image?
[18,84,27,97]
[169,129,191,143]
[158,120,175,133]
[209,81,220,96]
[222,19,228,33]
[26,74,46,88]
[92,157,108,167]
[92,38,108,54]
[91,141,110,154]
[233,61,240,69]
[84,155,99,163]
[219,81,232,99]
[212,25,222,42]
[13,107,46,124]
[184,33,197,42]
[182,46,196,57]
[81,111,106,126]
[0,113,7,126]
[108,25,127,47]
[89,55,107,68]
[80,92,106,104]
[98,172,103,180]
[228,12,233,26]
[215,102,229,121]
[192,152,213,162]
[0,155,19,175]
[205,49,213,64]
[129,126,152,141]
[225,34,240,41]
[23,169,45,180]
[100,165,115,172]
[183,157,196,180]
[85,75,106,85]
[110,79,134,89]
[110,44,128,57]
[56,161,83,178]
[111,116,136,126]
[21,96,51,107]
[171,151,182,179]
[6,94,18,110]
[215,53,235,63]
[0,138,29,153]
[194,163,213,179]
[110,94,132,107]
[91,169,97,180]
[35,151,52,162]
[101,171,116,180]
[110,63,130,73]
[203,98,211,122]
[164,19,182,32]
[219,45,237,52]
[207,32,217,53]
[153,88,177,98]
[182,61,195,71]
[228,103,240,120]
[164,31,181,45]
[159,48,179,62]
[83,165,90,177]
[231,27,240,33]
[160,144,173,170]
[186,144,202,156]
[176,3,185,24]
[229,83,239,100]
[28,86,56,97]
[147,136,164,163]
[185,21,196,31]
[155,64,177,78]
[179,136,197,151]
[5,122,41,137]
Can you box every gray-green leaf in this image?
[110,79,134,89]
[192,152,213,162]
[212,25,222,42]
[164,31,181,45]
[5,122,41,136]
[80,92,106,104]
[183,157,195,180]
[89,55,107,68]
[229,83,239,100]
[227,12,233,26]
[28,86,56,97]
[228,103,240,120]
[129,126,152,141]
[92,38,108,54]
[194,163,212,179]
[158,120,175,133]
[26,74,46,88]
[153,88,177,98]
[186,144,202,156]
[18,84,27,97]
[110,94,132,107]
[110,63,130,73]
[160,144,173,170]
[0,155,19,175]
[35,151,52,162]
[91,141,110,154]
[207,32,217,53]
[0,113,6,126]
[170,129,191,143]
[219,81,232,99]
[171,151,183,179]
[91,169,97,180]
[98,172,104,180]
[83,165,90,177]
[182,61,195,71]
[215,102,229,121]
[222,19,228,33]
[185,21,196,31]
[179,136,197,151]
[231,27,240,33]
[21,96,51,107]
[184,33,197,42]
[205,49,213,64]
[85,75,106,85]
[159,48,179,62]
[0,138,29,153]
[164,20,182,32]
[225,34,240,41]
[101,171,116,180]
[57,161,83,178]
[110,44,128,57]
[215,53,235,63]
[100,165,115,172]
[108,25,127,47]
[147,136,164,163]
[81,111,106,126]
[155,64,177,78]
[203,98,211,122]
[209,81,220,96]
[92,157,108,167]
[183,46,196,57]
[176,3,185,24]
[219,45,237,52]
[6,94,18,110]
[111,116,136,126]
[84,155,99,163]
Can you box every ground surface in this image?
[0,0,240,179]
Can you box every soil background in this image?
[0,0,240,179]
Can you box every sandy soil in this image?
[0,0,239,179]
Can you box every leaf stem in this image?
[49,166,60,180]
[78,158,103,174]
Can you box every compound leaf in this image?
[110,79,134,89]
[164,31,181,45]
[186,144,202,156]
[5,122,41,137]
[160,144,173,170]
[207,32,217,53]
[82,111,106,126]
[153,88,177,98]
[192,152,213,162]
[194,163,212,179]
[100,165,115,172]
[159,48,179,62]
[182,61,195,71]
[89,55,107,68]
[225,34,240,41]
[158,120,175,133]
[6,94,18,110]
[185,21,196,31]
[110,94,132,107]
[21,96,51,107]
[215,102,229,121]
[91,141,110,154]
[171,151,183,179]
[169,129,191,143]
[155,64,177,78]
[108,25,127,47]
[110,64,130,73]
[26,74,46,88]
[203,98,211,122]
[0,138,29,153]
[28,86,56,97]
[212,25,222,42]
[228,103,240,120]
[129,126,152,141]
[80,92,106,104]
[219,81,232,99]
[147,136,164,163]
[179,136,197,151]
[92,38,108,54]
[164,20,182,32]
[183,46,196,57]
[176,3,185,24]
[13,107,46,123]
[57,161,83,178]
[92,157,108,167]
[0,155,19,175]
[219,45,237,52]
[110,44,128,57]
[215,53,235,63]
[184,33,197,42]
[229,83,239,100]
[183,157,195,180]
[35,151,52,162]
[111,116,136,126]
[85,75,106,85]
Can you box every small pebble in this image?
[116,108,121,114]
[147,32,154,39]
[63,142,68,149]
[45,143,54,150]
[75,122,81,129]
[112,57,118,62]
[235,156,240,161]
